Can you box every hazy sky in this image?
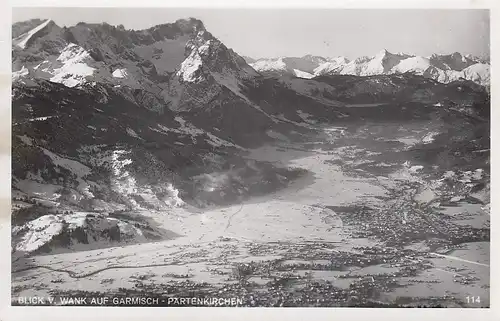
[12,8,490,59]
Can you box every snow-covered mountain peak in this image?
[251,58,286,72]
[329,56,350,64]
[344,49,410,76]
[301,54,328,65]
[465,54,489,64]
[311,49,489,86]
[391,56,432,75]
[251,55,335,78]
[49,43,98,87]
[354,56,372,64]
[374,49,412,63]
[314,56,350,76]
[374,48,390,58]
[56,43,89,63]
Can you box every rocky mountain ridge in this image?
[247,50,490,87]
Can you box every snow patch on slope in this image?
[50,43,95,87]
[110,149,137,196]
[177,50,203,82]
[12,66,29,81]
[251,58,287,73]
[41,148,94,198]
[293,69,314,79]
[112,68,128,78]
[13,212,148,254]
[392,56,431,74]
[163,184,185,207]
[126,128,143,140]
[422,132,439,144]
[14,215,64,252]
[14,19,53,49]
[103,149,185,208]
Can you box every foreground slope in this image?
[13,99,490,306]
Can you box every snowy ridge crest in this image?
[249,50,489,86]
[12,18,261,111]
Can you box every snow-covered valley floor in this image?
[11,120,490,307]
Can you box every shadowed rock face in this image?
[428,52,478,71]
[67,18,205,54]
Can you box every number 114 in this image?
[466,296,480,304]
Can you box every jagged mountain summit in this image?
[246,49,489,86]
[12,18,260,112]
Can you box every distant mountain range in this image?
[245,50,490,86]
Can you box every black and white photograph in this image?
[10,6,491,309]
